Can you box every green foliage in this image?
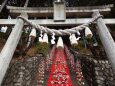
[36,42,50,56]
[73,40,92,55]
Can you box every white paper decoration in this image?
[69,34,78,45]
[85,27,93,38]
[39,31,43,42]
[51,33,55,44]
[39,37,43,42]
[42,33,48,43]
[40,31,43,38]
[25,27,29,33]
[51,39,55,44]
[56,37,64,48]
[29,28,36,37]
[77,31,80,36]
[1,26,8,33]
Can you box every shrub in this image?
[73,40,92,55]
[36,42,50,56]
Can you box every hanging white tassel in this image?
[51,39,55,44]
[39,31,43,42]
[29,28,36,37]
[42,33,48,43]
[39,37,43,42]
[69,34,78,45]
[85,27,93,38]
[40,31,43,38]
[69,34,72,43]
[1,26,8,33]
[51,33,55,44]
[77,31,80,36]
[25,26,29,33]
[52,33,55,40]
[56,37,64,48]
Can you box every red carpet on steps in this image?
[48,48,73,86]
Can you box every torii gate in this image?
[0,0,115,85]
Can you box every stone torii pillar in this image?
[92,11,115,73]
[0,0,29,85]
[0,0,8,13]
[0,13,28,85]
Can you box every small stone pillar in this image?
[53,0,66,21]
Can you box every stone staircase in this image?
[1,45,115,86]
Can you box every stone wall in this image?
[80,56,115,86]
[1,55,43,86]
[1,45,56,86]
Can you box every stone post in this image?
[92,11,115,73]
[53,0,66,21]
[0,0,8,13]
[0,0,29,85]
[0,13,28,85]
